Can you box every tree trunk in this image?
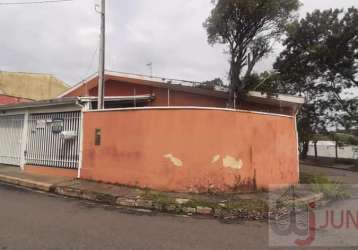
[335,141,339,159]
[228,57,242,109]
[229,69,238,108]
[314,141,318,158]
[228,85,236,108]
[300,141,309,159]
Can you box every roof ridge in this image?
[105,70,204,85]
[0,70,69,88]
[0,93,34,100]
[0,70,55,77]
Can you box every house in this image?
[0,71,304,193]
[59,71,300,116]
[0,71,69,104]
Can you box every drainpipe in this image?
[294,106,300,178]
[76,99,89,179]
[20,111,29,171]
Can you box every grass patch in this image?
[225,199,268,212]
[300,173,350,200]
[141,190,268,213]
[141,191,176,206]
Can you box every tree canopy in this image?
[204,0,300,105]
[274,8,358,157]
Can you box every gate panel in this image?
[0,115,24,166]
[26,112,81,169]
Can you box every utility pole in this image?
[97,0,106,109]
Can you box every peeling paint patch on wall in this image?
[211,154,221,164]
[223,155,243,170]
[164,154,183,167]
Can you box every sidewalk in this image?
[0,165,74,192]
[0,165,323,221]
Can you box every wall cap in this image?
[83,106,295,119]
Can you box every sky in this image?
[0,0,357,86]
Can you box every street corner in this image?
[268,183,358,248]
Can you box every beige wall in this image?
[0,72,68,100]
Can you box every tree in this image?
[204,0,300,106]
[249,71,287,95]
[274,8,358,158]
[297,103,329,158]
[275,8,358,121]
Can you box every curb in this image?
[53,185,273,221]
[54,186,215,217]
[296,193,324,204]
[0,174,52,192]
[0,176,328,221]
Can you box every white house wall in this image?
[0,114,24,166]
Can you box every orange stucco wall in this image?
[81,109,299,193]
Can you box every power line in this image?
[0,0,73,6]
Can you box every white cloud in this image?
[0,0,356,86]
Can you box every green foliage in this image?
[225,199,268,212]
[300,173,350,200]
[300,172,332,185]
[331,133,358,146]
[141,190,268,214]
[275,8,358,157]
[141,191,175,206]
[276,8,358,90]
[204,0,300,105]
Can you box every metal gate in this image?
[0,115,24,166]
[26,112,81,169]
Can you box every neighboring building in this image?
[0,71,69,102]
[0,94,33,105]
[308,141,358,160]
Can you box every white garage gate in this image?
[0,114,24,166]
[25,111,81,169]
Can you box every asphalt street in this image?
[0,181,354,250]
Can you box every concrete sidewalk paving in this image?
[0,165,74,192]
